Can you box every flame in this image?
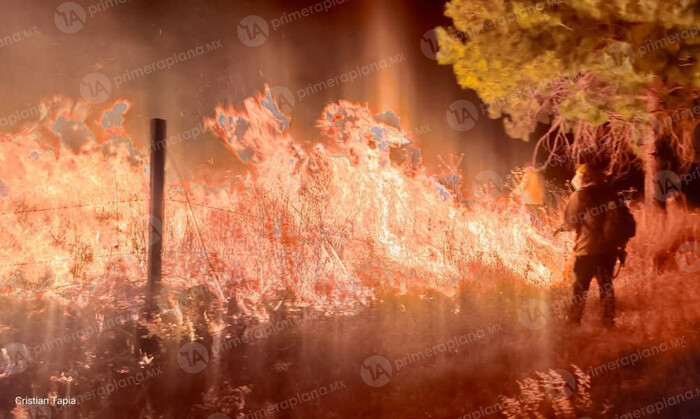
[0,88,567,319]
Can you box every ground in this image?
[1,255,699,418]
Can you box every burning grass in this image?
[0,88,568,320]
[0,88,699,418]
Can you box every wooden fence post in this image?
[146,118,166,319]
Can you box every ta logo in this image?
[270,85,295,114]
[518,298,548,330]
[446,100,478,131]
[238,16,269,47]
[544,369,576,401]
[55,2,87,34]
[604,42,635,75]
[360,355,392,388]
[1,342,31,375]
[472,170,504,199]
[420,29,439,60]
[146,214,163,246]
[80,72,112,104]
[178,342,209,373]
[653,170,682,203]
[676,240,700,273]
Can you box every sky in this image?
[0,0,534,185]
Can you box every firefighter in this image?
[684,141,700,208]
[555,164,636,327]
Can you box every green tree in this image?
[437,0,700,201]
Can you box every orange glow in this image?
[0,89,569,320]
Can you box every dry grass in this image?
[1,96,700,417]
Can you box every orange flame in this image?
[0,88,567,319]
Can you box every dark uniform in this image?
[562,183,619,326]
[684,162,700,208]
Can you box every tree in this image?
[436,0,700,203]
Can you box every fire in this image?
[0,87,567,319]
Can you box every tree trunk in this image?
[643,138,659,206]
[643,79,663,207]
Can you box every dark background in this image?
[0,0,534,184]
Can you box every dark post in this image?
[146,118,166,319]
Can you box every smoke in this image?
[0,0,533,188]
